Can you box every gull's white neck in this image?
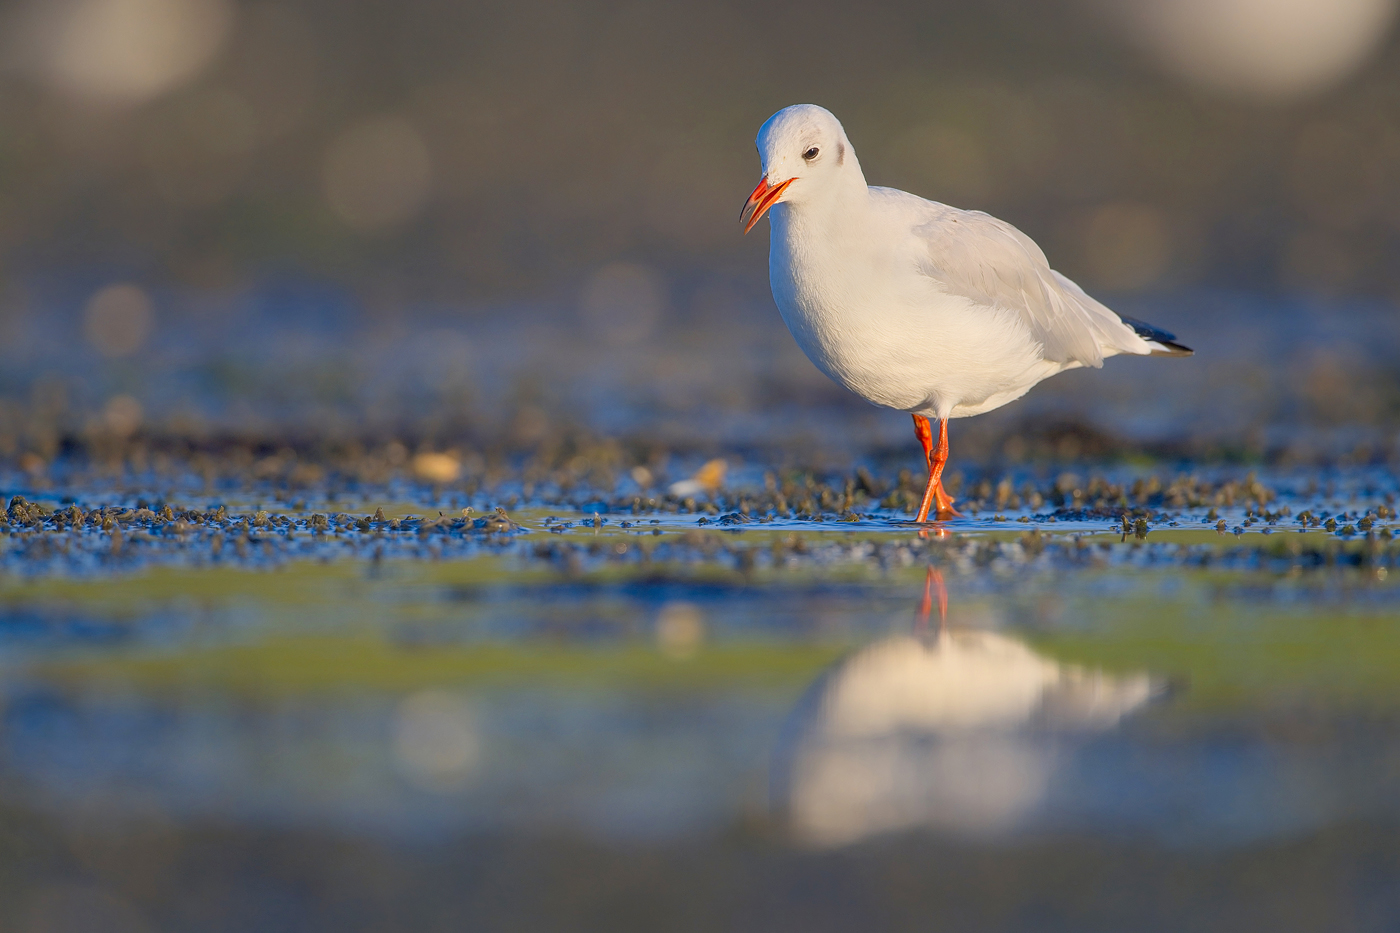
[768,161,872,245]
[763,160,941,414]
[766,161,878,311]
[766,164,877,321]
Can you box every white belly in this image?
[770,238,1058,420]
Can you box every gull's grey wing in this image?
[907,201,1144,368]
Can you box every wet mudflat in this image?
[2,459,1400,932]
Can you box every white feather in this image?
[754,104,1167,422]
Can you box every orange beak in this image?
[740,175,795,234]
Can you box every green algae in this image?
[1024,571,1400,715]
[2,493,1397,718]
[33,637,849,697]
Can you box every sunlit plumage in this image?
[743,104,1191,520]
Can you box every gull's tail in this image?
[1118,314,1193,357]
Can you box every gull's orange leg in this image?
[912,415,963,522]
[930,416,961,518]
[915,565,948,634]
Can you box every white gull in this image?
[742,104,1192,521]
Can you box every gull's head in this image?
[742,104,857,234]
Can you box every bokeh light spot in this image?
[656,601,705,658]
[578,262,665,346]
[322,116,433,232]
[1100,0,1399,101]
[393,690,482,791]
[13,0,234,105]
[82,284,154,358]
[410,450,461,484]
[102,395,143,437]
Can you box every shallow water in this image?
[3,464,1400,930]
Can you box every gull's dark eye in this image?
[803,146,820,161]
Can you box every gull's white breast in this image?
[767,192,1066,421]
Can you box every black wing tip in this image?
[1119,314,1193,357]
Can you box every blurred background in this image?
[6,5,1400,930]
[1,0,1399,465]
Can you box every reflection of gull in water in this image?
[772,576,1158,846]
